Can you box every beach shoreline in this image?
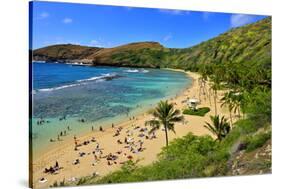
[32,70,228,188]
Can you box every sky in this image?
[30,1,267,49]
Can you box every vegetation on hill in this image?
[33,42,165,67]
[166,17,271,71]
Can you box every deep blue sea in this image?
[31,62,191,156]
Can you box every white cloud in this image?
[230,14,256,27]
[163,34,172,42]
[124,7,133,11]
[159,9,190,15]
[62,18,73,24]
[89,39,105,47]
[37,12,49,20]
[90,40,100,46]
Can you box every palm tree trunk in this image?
[229,109,233,127]
[208,88,212,106]
[164,123,169,147]
[214,90,217,115]
[238,107,241,118]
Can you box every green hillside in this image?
[166,17,271,71]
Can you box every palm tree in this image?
[210,74,221,115]
[204,115,231,141]
[220,91,235,126]
[198,65,209,102]
[145,100,184,147]
[232,92,243,118]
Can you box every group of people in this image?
[44,161,61,175]
[36,118,50,125]
[49,126,71,142]
[113,126,123,137]
[59,116,67,121]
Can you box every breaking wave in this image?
[36,73,120,93]
[124,69,149,73]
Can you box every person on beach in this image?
[67,126,70,131]
[92,126,94,132]
[112,123,114,128]
[60,131,63,136]
[96,143,100,150]
[55,161,59,169]
[94,154,98,161]
[139,140,144,148]
[64,130,66,136]
[91,137,96,142]
[99,126,103,132]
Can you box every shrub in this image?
[183,107,210,116]
[244,132,271,152]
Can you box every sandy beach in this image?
[32,70,230,188]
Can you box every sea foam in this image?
[124,69,149,73]
[37,73,119,92]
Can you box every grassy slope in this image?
[166,17,271,70]
[33,42,165,68]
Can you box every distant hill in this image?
[33,17,271,69]
[33,41,164,68]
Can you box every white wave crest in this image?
[77,73,117,82]
[37,73,118,92]
[124,69,149,73]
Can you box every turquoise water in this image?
[31,62,191,157]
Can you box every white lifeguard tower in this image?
[187,98,200,110]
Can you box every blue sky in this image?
[31,1,267,49]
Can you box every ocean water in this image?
[31,62,191,157]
